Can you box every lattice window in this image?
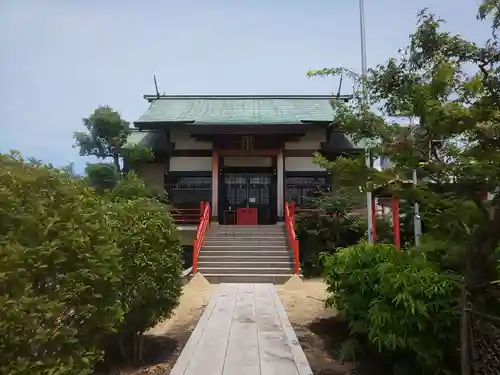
[224,173,247,185]
[285,175,329,207]
[168,176,212,207]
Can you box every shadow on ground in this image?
[96,328,192,375]
[296,316,391,375]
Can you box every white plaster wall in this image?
[134,163,165,192]
[285,127,325,150]
[284,156,325,171]
[170,128,212,150]
[380,156,394,170]
[169,157,212,171]
[223,156,272,167]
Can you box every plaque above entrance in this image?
[211,134,287,155]
[223,156,273,168]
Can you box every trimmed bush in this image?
[295,211,396,277]
[296,213,365,277]
[105,197,183,361]
[107,171,164,201]
[323,243,460,373]
[0,153,123,375]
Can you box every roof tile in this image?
[135,95,350,125]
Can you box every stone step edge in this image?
[197,261,293,265]
[198,267,293,271]
[203,245,286,248]
[200,251,290,253]
[204,237,286,242]
[201,273,294,277]
[205,236,285,238]
[201,250,289,253]
[199,255,291,258]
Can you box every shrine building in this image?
[124,94,361,227]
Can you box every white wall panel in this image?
[169,157,212,171]
[134,163,165,192]
[170,128,212,150]
[284,156,325,171]
[223,156,272,167]
[285,128,325,150]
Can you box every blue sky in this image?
[0,0,491,173]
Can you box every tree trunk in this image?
[461,206,500,375]
[460,287,471,375]
[464,212,500,304]
[113,153,121,177]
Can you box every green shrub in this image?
[84,162,120,192]
[294,188,410,277]
[295,212,397,277]
[105,197,183,361]
[0,153,123,375]
[107,172,165,201]
[323,243,460,374]
[296,213,364,277]
[408,235,465,273]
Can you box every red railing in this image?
[285,201,300,275]
[192,201,211,273]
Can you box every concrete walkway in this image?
[169,283,313,375]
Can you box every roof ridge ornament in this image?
[153,75,161,99]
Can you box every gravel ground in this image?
[112,275,385,375]
[276,276,356,375]
[113,273,215,375]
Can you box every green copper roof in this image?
[122,130,168,151]
[135,95,351,125]
[123,131,149,148]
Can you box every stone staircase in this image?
[197,224,295,284]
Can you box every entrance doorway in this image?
[220,172,276,225]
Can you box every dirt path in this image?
[276,277,355,375]
[115,274,215,375]
[277,277,390,375]
[114,276,385,375]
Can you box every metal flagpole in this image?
[410,116,422,246]
[359,0,374,243]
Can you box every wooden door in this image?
[223,172,274,225]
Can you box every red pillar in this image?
[372,199,377,242]
[392,197,400,249]
[200,201,205,221]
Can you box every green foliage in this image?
[295,190,364,276]
[121,144,154,166]
[307,6,500,244]
[409,235,465,273]
[296,213,364,277]
[84,162,120,192]
[74,106,153,179]
[295,189,397,276]
[0,152,123,375]
[74,106,131,167]
[323,243,460,374]
[107,172,167,202]
[308,7,500,354]
[105,198,182,360]
[59,162,80,178]
[0,151,183,372]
